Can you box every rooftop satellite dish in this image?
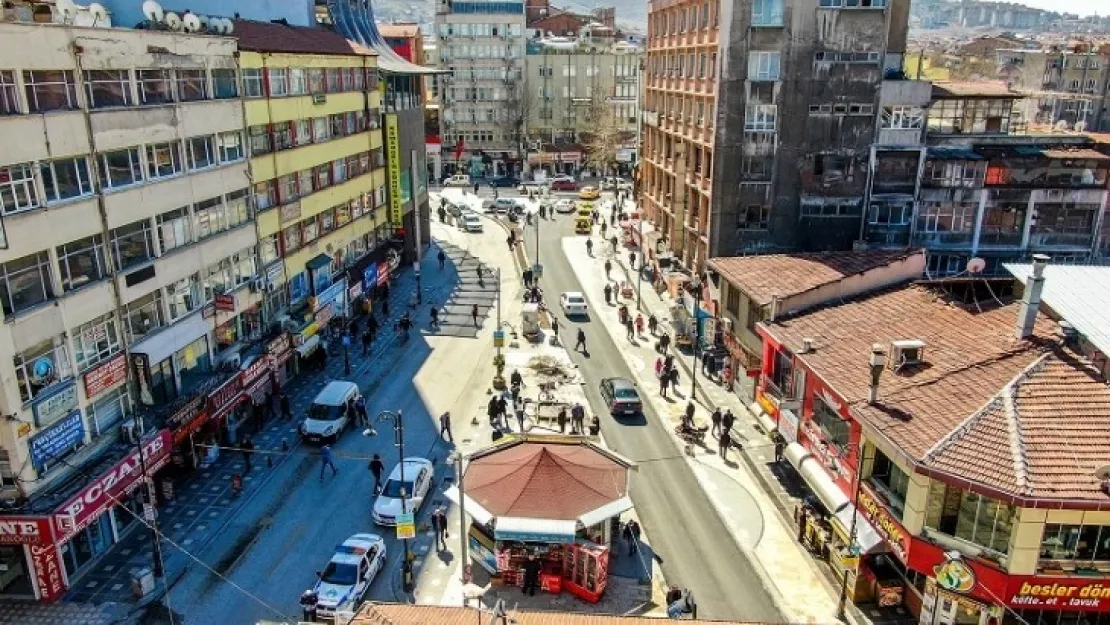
[88,1,107,22]
[966,257,987,274]
[182,12,201,31]
[55,0,77,19]
[1095,465,1110,483]
[164,10,182,30]
[141,0,164,22]
[222,18,233,34]
[196,14,209,29]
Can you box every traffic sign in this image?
[396,512,415,540]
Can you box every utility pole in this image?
[690,278,700,399]
[376,410,413,593]
[837,439,867,621]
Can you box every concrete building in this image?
[0,19,256,598]
[997,45,1110,132]
[640,0,912,272]
[433,0,527,178]
[525,37,642,177]
[233,19,392,356]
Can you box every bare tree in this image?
[581,100,633,176]
[503,81,537,164]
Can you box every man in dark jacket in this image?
[431,507,449,551]
[521,553,542,596]
[368,453,385,494]
[279,391,292,421]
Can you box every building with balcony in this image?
[524,37,641,177]
[433,0,527,178]
[234,19,393,359]
[996,45,1110,133]
[0,19,257,600]
[640,0,913,272]
[754,260,1110,625]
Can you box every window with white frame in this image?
[217,131,244,162]
[748,52,781,81]
[231,247,257,286]
[752,0,783,25]
[744,105,777,130]
[882,105,924,129]
[1,162,40,214]
[193,197,227,239]
[0,71,19,115]
[14,336,72,404]
[267,68,288,96]
[0,251,54,315]
[89,386,131,434]
[249,125,272,155]
[157,207,192,253]
[146,141,183,179]
[186,135,216,169]
[212,69,238,99]
[166,273,201,320]
[40,156,93,204]
[57,234,108,291]
[137,69,174,104]
[225,189,250,227]
[289,68,308,95]
[110,218,155,270]
[313,117,330,142]
[242,68,263,98]
[99,147,143,188]
[122,291,164,341]
[293,119,312,146]
[23,70,78,112]
[84,70,133,108]
[176,69,208,101]
[72,312,121,372]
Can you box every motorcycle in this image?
[674,422,708,445]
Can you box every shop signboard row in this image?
[31,381,78,428]
[82,353,128,399]
[855,484,910,563]
[28,410,85,470]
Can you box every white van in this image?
[443,174,471,188]
[301,380,361,444]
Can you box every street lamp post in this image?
[374,409,414,593]
[134,426,164,578]
[837,439,868,621]
[690,279,701,399]
[342,333,351,375]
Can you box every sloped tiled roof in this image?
[233,19,374,56]
[352,604,755,624]
[708,250,920,306]
[378,23,421,38]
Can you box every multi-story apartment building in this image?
[997,45,1110,132]
[525,37,642,177]
[862,81,1110,278]
[433,0,527,178]
[0,20,257,599]
[235,20,392,355]
[640,0,912,272]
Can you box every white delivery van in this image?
[301,380,361,444]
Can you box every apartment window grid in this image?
[41,156,94,204]
[176,69,208,101]
[84,70,133,108]
[0,71,18,115]
[254,150,380,208]
[110,218,155,270]
[23,70,79,112]
[881,105,924,129]
[146,142,183,179]
[57,234,109,292]
[99,147,143,189]
[748,52,781,81]
[0,251,55,316]
[137,69,174,105]
[123,291,165,342]
[72,312,122,372]
[14,337,72,405]
[751,0,784,26]
[1,162,40,215]
[744,105,777,131]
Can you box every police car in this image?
[312,533,386,619]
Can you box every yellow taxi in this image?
[578,186,600,200]
[576,202,594,219]
[574,217,592,234]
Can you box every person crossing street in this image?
[438,249,446,270]
[472,303,480,327]
[575,328,587,353]
[368,453,385,494]
[439,411,453,442]
[319,445,339,481]
[430,305,440,329]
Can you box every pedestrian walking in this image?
[600,221,608,238]
[430,305,440,328]
[280,391,292,421]
[659,332,671,353]
[571,402,585,434]
[707,356,718,381]
[648,314,658,336]
[241,437,255,472]
[719,430,732,460]
[722,409,736,434]
[523,268,533,287]
[701,351,713,375]
[635,314,645,336]
[603,283,612,305]
[522,554,541,596]
[623,519,642,555]
[721,364,734,390]
[515,397,526,432]
[711,408,722,438]
[575,328,587,353]
[655,356,664,379]
[586,238,594,256]
[684,401,696,430]
[625,317,635,341]
[669,367,680,394]
[487,395,500,427]
[356,396,368,427]
[472,303,480,327]
[440,411,453,442]
[319,445,339,481]
[659,368,669,398]
[610,235,618,252]
[368,453,384,493]
[438,249,446,270]
[473,181,480,194]
[551,315,560,342]
[630,251,637,269]
[557,406,568,434]
[431,507,449,551]
[497,395,508,427]
[506,234,515,251]
[774,434,786,463]
[664,354,675,372]
[604,259,612,278]
[476,266,485,288]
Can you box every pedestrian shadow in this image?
[435,549,455,565]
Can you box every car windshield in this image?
[567,296,584,304]
[308,403,343,421]
[381,479,415,499]
[320,561,358,586]
[615,388,639,399]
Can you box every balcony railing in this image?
[977,230,1023,247]
[911,230,974,247]
[1029,231,1094,248]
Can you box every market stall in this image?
[445,435,636,603]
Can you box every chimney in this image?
[868,344,886,404]
[768,295,780,322]
[1016,254,1049,339]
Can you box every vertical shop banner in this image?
[30,544,65,602]
[385,113,403,227]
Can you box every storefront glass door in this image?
[60,513,115,582]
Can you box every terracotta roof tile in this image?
[465,441,631,520]
[233,20,374,56]
[708,251,920,306]
[352,603,758,624]
[379,23,421,38]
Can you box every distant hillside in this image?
[369,0,649,32]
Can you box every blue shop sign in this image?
[493,530,576,544]
[315,281,346,312]
[29,410,85,469]
[362,265,379,291]
[31,379,78,427]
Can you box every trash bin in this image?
[131,567,155,599]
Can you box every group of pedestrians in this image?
[654,354,683,399]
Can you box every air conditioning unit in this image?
[888,339,926,371]
[312,93,327,104]
[720,317,733,332]
[120,419,140,444]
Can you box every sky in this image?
[1006,0,1103,17]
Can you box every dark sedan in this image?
[600,377,642,416]
[488,176,521,188]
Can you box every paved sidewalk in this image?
[564,235,844,625]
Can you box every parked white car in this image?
[554,199,575,213]
[312,533,386,619]
[560,292,588,316]
[461,213,483,232]
[443,174,471,187]
[372,457,434,526]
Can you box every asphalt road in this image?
[522,200,785,623]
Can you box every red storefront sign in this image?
[53,430,172,542]
[377,261,390,286]
[0,516,52,546]
[208,375,244,422]
[267,334,291,358]
[856,484,910,563]
[240,355,271,389]
[82,353,128,398]
[30,544,64,602]
[908,536,1009,606]
[166,396,207,445]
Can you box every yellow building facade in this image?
[236,22,391,344]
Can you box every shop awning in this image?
[494,517,578,544]
[785,442,851,513]
[295,335,321,358]
[578,496,634,527]
[306,253,333,271]
[833,507,887,555]
[130,312,208,365]
[443,485,494,526]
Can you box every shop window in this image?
[123,291,164,342]
[241,69,263,98]
[13,336,72,405]
[157,207,192,253]
[109,218,154,270]
[212,69,238,99]
[23,70,78,112]
[148,356,176,405]
[166,273,201,321]
[1039,524,1110,564]
[84,69,132,108]
[0,251,55,315]
[867,448,909,519]
[925,482,1014,556]
[72,313,121,372]
[137,69,174,105]
[39,156,92,204]
[812,395,850,451]
[1,162,41,214]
